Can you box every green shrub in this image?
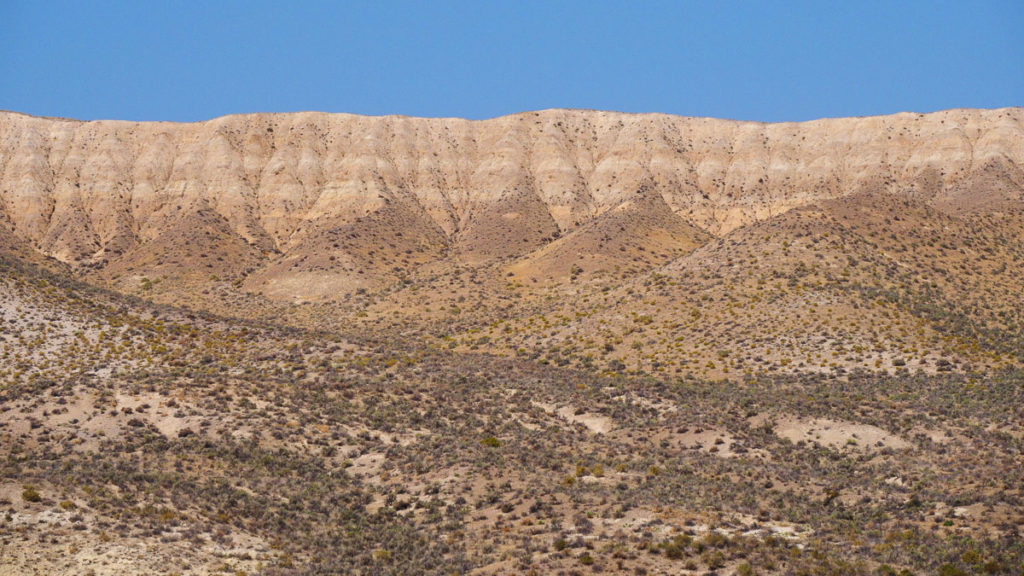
[21,486,41,503]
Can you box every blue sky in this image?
[2,1,1021,122]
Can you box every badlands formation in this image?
[1,108,1023,575]
[2,107,1023,379]
[2,107,1021,288]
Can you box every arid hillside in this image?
[1,108,1021,301]
[2,108,1023,380]
[2,108,1024,575]
[2,254,1023,576]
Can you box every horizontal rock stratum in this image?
[1,108,1022,298]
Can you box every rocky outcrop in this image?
[0,108,1021,297]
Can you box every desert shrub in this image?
[21,486,41,502]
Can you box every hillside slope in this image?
[2,255,1023,575]
[2,107,1024,574]
[1,108,1021,301]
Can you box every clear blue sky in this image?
[3,1,1021,122]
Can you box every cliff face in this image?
[1,108,1022,297]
